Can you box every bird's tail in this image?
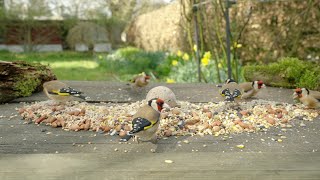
[74,94,90,100]
[119,134,133,142]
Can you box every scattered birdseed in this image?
[16,99,318,140]
[165,160,174,164]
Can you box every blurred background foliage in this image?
[0,0,319,90]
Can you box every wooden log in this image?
[0,60,56,103]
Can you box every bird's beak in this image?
[292,92,298,99]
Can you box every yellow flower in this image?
[182,53,189,61]
[233,42,242,48]
[201,57,209,66]
[236,43,242,48]
[203,51,211,59]
[193,45,197,52]
[171,60,178,66]
[166,78,176,83]
[176,50,183,57]
[218,63,222,68]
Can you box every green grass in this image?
[0,51,115,81]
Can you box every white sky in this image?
[4,0,174,19]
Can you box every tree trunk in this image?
[0,61,56,103]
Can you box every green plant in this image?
[166,50,243,83]
[100,47,166,79]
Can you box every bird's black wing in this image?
[129,117,152,135]
[222,89,234,102]
[232,89,242,98]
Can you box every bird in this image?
[220,79,242,102]
[127,72,151,91]
[293,88,320,109]
[239,80,266,99]
[43,80,89,103]
[120,98,167,143]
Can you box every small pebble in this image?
[300,123,306,127]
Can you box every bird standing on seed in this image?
[293,88,320,109]
[128,72,151,91]
[220,79,242,102]
[120,98,167,143]
[43,80,89,103]
[239,80,266,99]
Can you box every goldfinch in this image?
[220,79,242,102]
[293,88,320,109]
[239,80,266,99]
[43,80,89,102]
[128,72,151,91]
[120,98,166,143]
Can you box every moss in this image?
[297,70,320,90]
[243,57,320,90]
[13,75,41,97]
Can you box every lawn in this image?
[0,51,116,81]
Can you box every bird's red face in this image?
[295,88,302,98]
[156,98,165,112]
[257,80,264,89]
[144,75,150,83]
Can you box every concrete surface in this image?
[0,81,319,180]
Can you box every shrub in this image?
[100,47,166,79]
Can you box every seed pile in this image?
[17,100,319,138]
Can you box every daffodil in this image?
[201,57,209,66]
[233,42,242,48]
[176,50,182,57]
[236,43,242,48]
[171,60,178,66]
[193,45,197,52]
[166,78,176,83]
[182,53,189,61]
[203,51,211,59]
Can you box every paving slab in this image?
[0,82,319,180]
